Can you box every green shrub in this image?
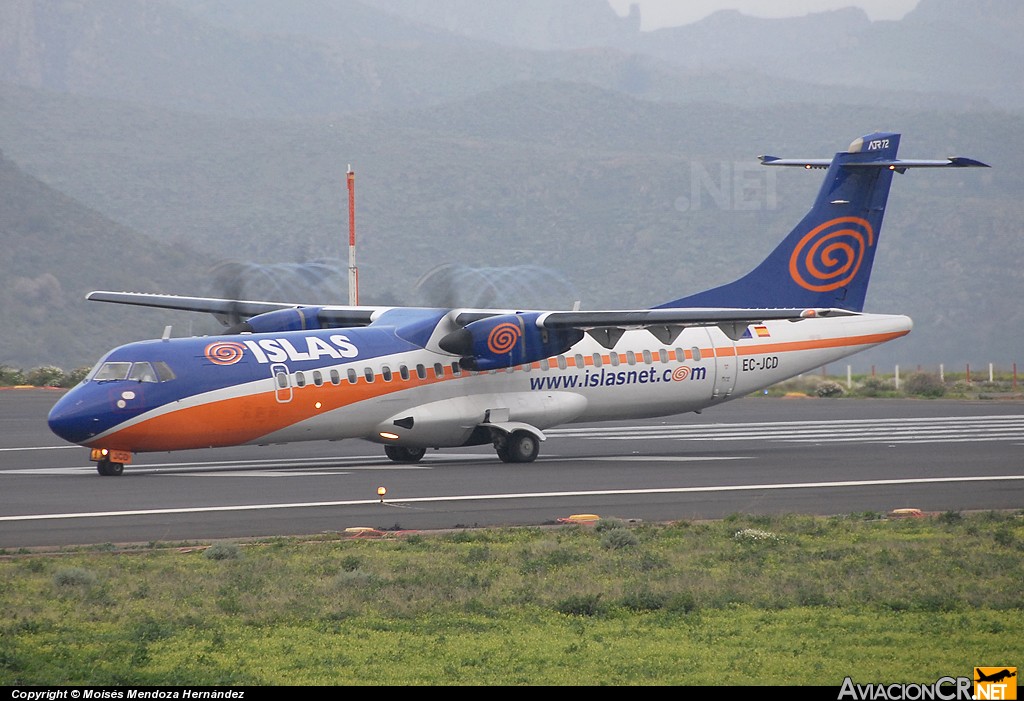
[857,376,891,397]
[904,373,946,397]
[816,381,844,398]
[26,366,65,387]
[52,567,98,590]
[204,543,241,560]
[0,365,26,385]
[554,593,605,617]
[600,528,639,549]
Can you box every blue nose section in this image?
[47,390,100,445]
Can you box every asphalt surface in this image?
[2,388,1022,548]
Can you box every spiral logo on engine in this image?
[205,341,246,366]
[672,366,692,382]
[788,216,874,292]
[487,322,522,355]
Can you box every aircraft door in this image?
[271,363,293,403]
[708,329,738,401]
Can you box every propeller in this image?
[413,264,579,310]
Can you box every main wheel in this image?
[384,445,426,463]
[97,459,124,476]
[505,431,540,463]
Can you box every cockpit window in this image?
[93,362,132,381]
[128,362,159,383]
[153,361,176,382]
[90,360,176,383]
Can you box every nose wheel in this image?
[90,448,132,476]
[96,459,124,476]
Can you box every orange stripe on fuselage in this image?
[731,329,908,356]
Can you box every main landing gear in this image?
[381,428,541,465]
[384,445,427,463]
[494,430,540,463]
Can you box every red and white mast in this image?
[346,165,359,306]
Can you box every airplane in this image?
[975,669,1016,684]
[47,132,988,476]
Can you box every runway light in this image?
[377,486,387,502]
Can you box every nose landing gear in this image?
[90,448,132,476]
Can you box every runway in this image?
[2,389,1022,548]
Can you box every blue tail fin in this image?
[660,132,983,312]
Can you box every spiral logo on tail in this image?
[789,216,874,292]
[487,322,522,355]
[205,341,246,366]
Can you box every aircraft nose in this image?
[47,390,100,445]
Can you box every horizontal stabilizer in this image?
[760,156,989,173]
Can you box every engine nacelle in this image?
[232,307,326,334]
[439,313,583,371]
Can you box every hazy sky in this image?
[607,0,921,30]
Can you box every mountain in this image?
[0,0,1021,370]
[622,0,1024,111]
[0,149,211,369]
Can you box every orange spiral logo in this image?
[205,341,246,366]
[487,322,522,355]
[672,366,691,382]
[789,216,874,292]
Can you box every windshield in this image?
[90,360,176,383]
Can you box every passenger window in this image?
[659,349,668,363]
[364,367,375,383]
[381,366,392,382]
[452,362,462,376]
[557,355,567,370]
[434,363,445,379]
[347,368,358,384]
[643,350,653,364]
[128,362,158,383]
[592,353,602,368]
[675,347,685,362]
[574,354,584,368]
[94,362,132,381]
[610,353,620,367]
[400,365,410,381]
[295,371,306,387]
[275,371,289,389]
[330,369,341,385]
[416,364,426,380]
[626,351,636,366]
[312,370,323,386]
[691,347,702,362]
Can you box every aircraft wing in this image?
[86,291,380,328]
[534,307,846,328]
[534,307,852,344]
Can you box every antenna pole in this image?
[346,165,359,305]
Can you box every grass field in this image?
[2,511,1021,686]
